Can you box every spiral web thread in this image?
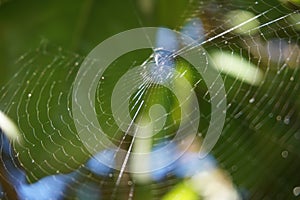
[0,0,300,199]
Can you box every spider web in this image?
[1,0,300,199]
